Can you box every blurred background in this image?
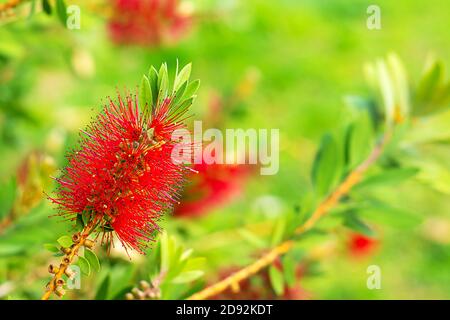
[0,0,449,299]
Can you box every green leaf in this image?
[82,210,91,226]
[414,60,449,116]
[160,232,170,271]
[355,167,419,190]
[343,213,375,237]
[43,244,60,253]
[180,248,193,261]
[182,79,200,101]
[139,75,152,107]
[158,63,169,102]
[84,248,100,272]
[359,203,423,229]
[148,66,159,106]
[76,214,84,231]
[415,61,442,109]
[0,178,16,219]
[172,271,204,284]
[111,286,133,300]
[238,229,267,248]
[271,217,286,246]
[139,75,152,121]
[269,265,284,296]
[42,0,52,15]
[311,134,341,196]
[282,255,297,287]
[55,0,67,27]
[346,113,374,169]
[28,0,37,19]
[95,275,110,300]
[77,256,91,276]
[182,257,206,272]
[57,235,73,248]
[171,81,188,107]
[174,63,192,92]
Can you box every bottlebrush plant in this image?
[2,55,447,300]
[41,62,200,299]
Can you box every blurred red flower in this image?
[174,161,253,218]
[50,94,190,253]
[348,233,379,258]
[109,0,191,46]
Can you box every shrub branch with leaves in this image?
[30,54,450,300]
[184,54,449,300]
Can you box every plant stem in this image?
[187,131,391,300]
[41,218,98,300]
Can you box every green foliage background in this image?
[0,0,449,299]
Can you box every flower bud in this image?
[48,264,59,274]
[125,293,134,300]
[72,233,81,243]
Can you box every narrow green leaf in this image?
[238,229,267,248]
[57,235,73,248]
[82,210,91,226]
[28,0,37,19]
[415,61,443,109]
[180,248,193,261]
[282,255,297,287]
[271,217,286,246]
[182,257,206,272]
[182,79,200,101]
[343,213,375,237]
[0,178,16,219]
[171,81,188,107]
[269,265,284,296]
[160,232,170,271]
[174,63,192,91]
[172,270,204,284]
[359,203,423,229]
[84,248,100,272]
[76,214,84,231]
[347,113,374,169]
[55,0,67,27]
[158,63,169,101]
[43,244,60,253]
[95,275,110,300]
[139,75,152,107]
[311,134,341,196]
[170,97,193,118]
[356,167,419,189]
[77,256,91,276]
[139,75,152,122]
[148,66,159,106]
[42,0,52,15]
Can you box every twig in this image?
[41,217,98,300]
[187,131,392,300]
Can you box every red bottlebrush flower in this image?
[174,160,253,218]
[109,0,191,46]
[348,233,379,258]
[50,93,192,253]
